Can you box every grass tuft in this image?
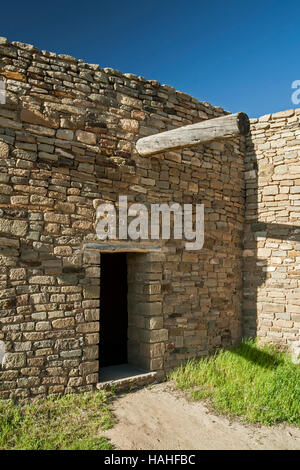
[169,339,300,426]
[0,390,114,450]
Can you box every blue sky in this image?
[1,0,299,117]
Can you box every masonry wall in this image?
[243,109,300,356]
[0,37,245,398]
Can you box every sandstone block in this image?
[0,142,9,158]
[52,318,75,329]
[75,130,96,145]
[21,108,58,128]
[5,353,26,368]
[79,361,98,376]
[56,129,74,140]
[1,71,26,82]
[54,246,72,256]
[0,219,27,237]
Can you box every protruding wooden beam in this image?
[136,112,250,156]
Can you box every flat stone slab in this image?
[97,364,158,390]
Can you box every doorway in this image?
[99,253,128,367]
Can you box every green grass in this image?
[0,391,114,450]
[170,339,300,426]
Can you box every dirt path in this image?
[103,382,300,450]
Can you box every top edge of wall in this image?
[250,108,300,123]
[0,35,230,118]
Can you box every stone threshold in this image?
[97,364,158,391]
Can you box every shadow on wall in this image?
[243,127,300,344]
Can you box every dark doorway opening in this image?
[99,253,128,367]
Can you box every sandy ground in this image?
[103,382,300,450]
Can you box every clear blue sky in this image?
[1,0,299,117]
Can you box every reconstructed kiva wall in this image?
[243,110,300,360]
[0,37,245,398]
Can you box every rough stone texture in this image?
[243,109,300,354]
[0,38,244,398]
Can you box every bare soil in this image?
[103,382,300,450]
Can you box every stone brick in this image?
[76,322,98,333]
[120,119,139,132]
[44,212,70,224]
[54,246,72,256]
[52,318,75,329]
[0,219,27,236]
[29,276,55,285]
[79,361,98,376]
[21,109,59,128]
[0,142,10,159]
[9,268,26,280]
[83,346,98,360]
[5,353,26,368]
[263,185,278,195]
[56,129,74,140]
[83,286,99,299]
[1,71,26,82]
[75,130,96,145]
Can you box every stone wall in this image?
[243,109,300,358]
[0,37,244,398]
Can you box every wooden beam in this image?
[84,242,162,253]
[136,112,250,156]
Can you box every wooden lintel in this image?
[136,112,250,157]
[84,243,162,253]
